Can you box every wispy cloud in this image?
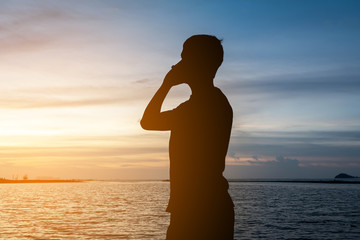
[232,130,360,144]
[0,84,159,109]
[0,145,168,165]
[224,67,360,97]
[247,155,299,167]
[230,136,360,157]
[0,96,125,109]
[227,130,360,168]
[0,3,97,55]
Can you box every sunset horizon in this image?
[1,1,360,239]
[1,0,359,181]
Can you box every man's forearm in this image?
[140,83,171,127]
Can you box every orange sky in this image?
[1,1,359,179]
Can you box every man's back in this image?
[167,87,233,213]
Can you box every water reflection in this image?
[0,182,170,239]
[1,181,359,239]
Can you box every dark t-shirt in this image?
[166,87,234,213]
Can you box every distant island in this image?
[0,179,88,184]
[335,173,359,179]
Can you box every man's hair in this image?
[182,34,224,71]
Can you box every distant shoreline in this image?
[159,179,360,184]
[227,179,360,184]
[0,179,88,184]
[1,179,359,184]
[161,179,360,184]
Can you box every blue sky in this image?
[0,0,359,179]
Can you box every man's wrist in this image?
[160,82,172,91]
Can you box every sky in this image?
[0,0,359,180]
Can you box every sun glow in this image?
[1,0,359,180]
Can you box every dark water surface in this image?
[231,182,360,240]
[0,181,359,239]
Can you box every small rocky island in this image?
[334,173,360,183]
[335,173,359,179]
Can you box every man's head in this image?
[172,34,223,85]
[182,34,223,70]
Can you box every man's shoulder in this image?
[172,99,191,113]
[175,87,232,113]
[214,87,232,111]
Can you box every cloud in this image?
[0,96,126,109]
[229,142,360,159]
[231,130,360,145]
[0,145,167,158]
[0,144,170,175]
[227,130,360,169]
[224,163,360,179]
[0,77,192,109]
[0,84,160,109]
[247,155,299,167]
[0,3,97,55]
[0,10,60,53]
[0,143,170,179]
[133,78,157,85]
[223,67,360,97]
[225,154,360,179]
[225,155,302,179]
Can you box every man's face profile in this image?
[170,35,224,85]
[170,56,198,85]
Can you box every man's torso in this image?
[167,87,233,212]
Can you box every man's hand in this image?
[162,64,186,88]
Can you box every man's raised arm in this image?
[140,67,183,131]
[140,81,172,131]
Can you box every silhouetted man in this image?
[141,35,234,239]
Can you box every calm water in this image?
[0,181,359,239]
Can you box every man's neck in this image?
[189,79,215,97]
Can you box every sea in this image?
[0,181,359,240]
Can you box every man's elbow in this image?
[140,118,151,130]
